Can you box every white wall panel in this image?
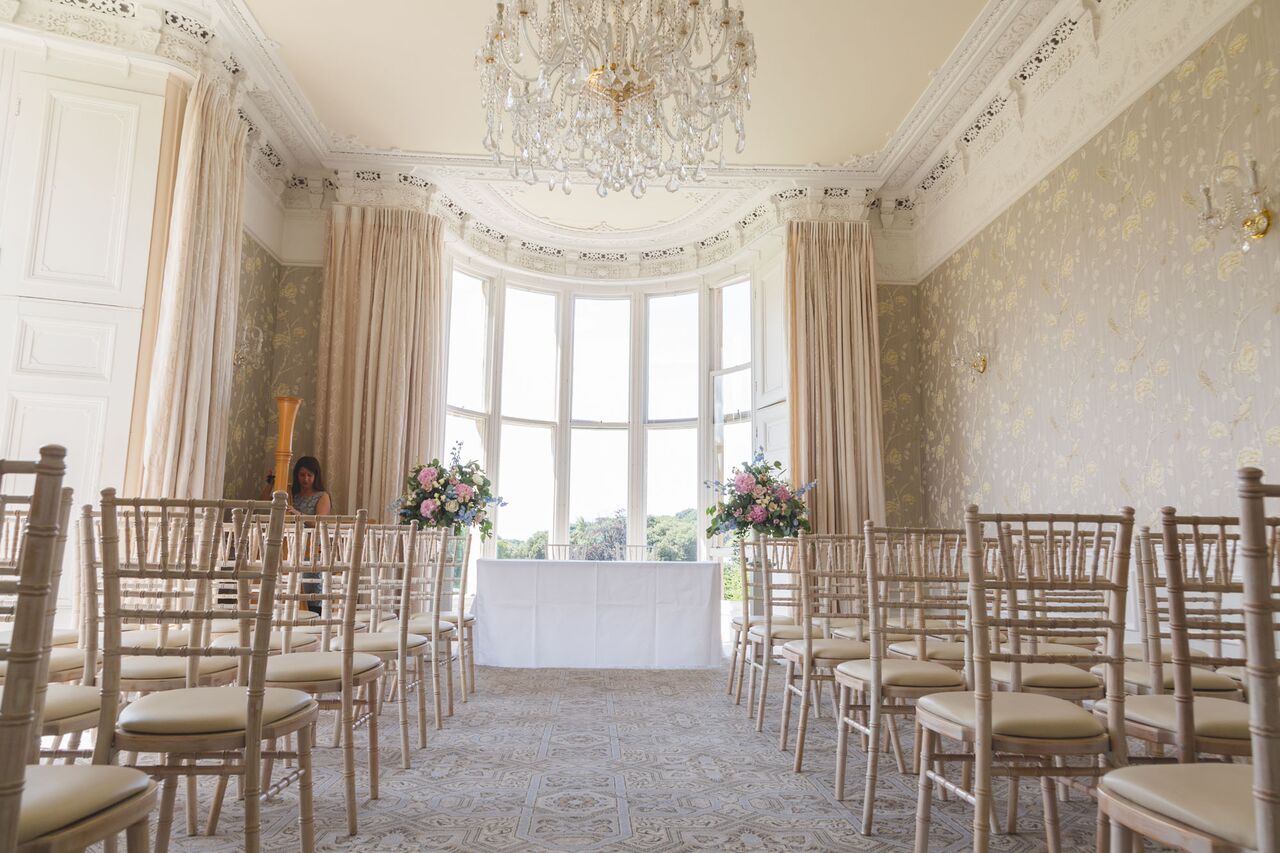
[755,255,787,407]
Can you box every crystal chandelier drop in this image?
[476,0,757,198]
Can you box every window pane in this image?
[646,427,698,561]
[446,271,487,411]
[647,292,699,421]
[719,420,753,484]
[501,288,558,421]
[496,422,554,554]
[444,412,485,467]
[569,428,628,528]
[572,298,630,422]
[713,368,752,423]
[720,279,751,368]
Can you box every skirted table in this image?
[474,559,722,669]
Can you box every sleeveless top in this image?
[293,492,325,515]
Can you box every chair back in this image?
[863,525,966,667]
[797,533,865,646]
[1237,467,1280,853]
[93,491,291,764]
[273,513,367,658]
[407,526,447,644]
[964,507,1134,755]
[441,530,471,623]
[742,535,800,642]
[0,445,67,850]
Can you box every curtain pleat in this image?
[316,204,446,515]
[786,220,886,534]
[140,73,246,498]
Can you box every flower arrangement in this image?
[395,444,503,539]
[705,449,815,539]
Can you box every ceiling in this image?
[241,0,988,169]
[227,0,1018,252]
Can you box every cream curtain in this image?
[140,73,246,498]
[316,204,446,515]
[786,220,886,534]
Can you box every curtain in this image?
[316,204,446,515]
[140,73,246,498]
[786,220,886,534]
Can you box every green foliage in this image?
[497,529,548,559]
[569,510,628,561]
[721,556,743,601]
[645,508,698,561]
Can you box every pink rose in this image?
[733,472,756,493]
[774,486,791,502]
[455,483,474,501]
[420,499,439,518]
[751,485,765,499]
[417,467,438,487]
[747,504,768,524]
[733,508,743,517]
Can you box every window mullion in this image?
[629,291,646,551]
[553,291,573,545]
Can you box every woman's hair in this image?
[291,456,325,496]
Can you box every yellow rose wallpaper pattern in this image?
[223,233,324,499]
[879,283,925,526]
[914,2,1279,527]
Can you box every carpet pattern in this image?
[152,666,1099,851]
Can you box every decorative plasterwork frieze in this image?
[306,174,872,281]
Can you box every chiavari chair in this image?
[1,447,159,852]
[742,536,801,731]
[1102,511,1258,767]
[364,524,431,764]
[1099,467,1280,852]
[728,535,795,705]
[255,512,381,837]
[779,532,870,771]
[913,507,1134,853]
[834,525,967,834]
[92,491,319,853]
[402,526,455,726]
[438,531,476,699]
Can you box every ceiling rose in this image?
[476,0,756,198]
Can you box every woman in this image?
[290,456,332,516]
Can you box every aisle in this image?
[163,667,1098,852]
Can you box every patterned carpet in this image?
[154,665,1099,852]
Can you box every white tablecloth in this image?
[474,559,722,669]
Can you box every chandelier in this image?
[476,0,757,198]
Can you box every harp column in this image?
[273,395,303,502]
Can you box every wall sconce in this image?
[1200,157,1272,252]
[233,326,265,369]
[951,333,989,377]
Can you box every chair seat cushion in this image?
[264,651,381,683]
[0,646,84,677]
[439,613,475,625]
[832,626,913,644]
[782,639,870,662]
[889,640,965,662]
[0,682,99,724]
[333,632,429,652]
[1123,642,1209,662]
[1120,694,1249,740]
[991,662,1100,689]
[119,629,190,649]
[19,765,153,843]
[117,685,312,735]
[1007,641,1095,660]
[1096,662,1240,693]
[748,624,805,641]
[1217,665,1245,683]
[209,632,319,653]
[0,627,79,648]
[1100,763,1254,849]
[402,618,458,636]
[731,615,797,627]
[918,690,1105,739]
[119,653,237,681]
[209,611,318,635]
[1040,635,1099,648]
[837,658,965,688]
[814,617,863,629]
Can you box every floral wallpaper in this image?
[223,232,325,499]
[879,284,925,526]
[915,2,1280,527]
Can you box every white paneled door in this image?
[0,61,165,617]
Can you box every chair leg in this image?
[125,816,150,853]
[184,757,199,836]
[863,690,882,834]
[726,625,742,695]
[467,627,477,694]
[1004,772,1019,835]
[1041,765,1062,853]
[1109,819,1134,853]
[397,655,411,769]
[914,728,935,853]
[431,645,444,730]
[793,667,813,772]
[415,653,429,748]
[155,773,178,853]
[366,679,381,800]
[298,722,316,853]
[457,629,470,702]
[205,775,228,836]
[445,639,456,717]
[779,659,796,751]
[834,684,849,801]
[735,636,751,707]
[974,741,992,852]
[745,640,759,717]
[342,685,357,836]
[887,707,907,774]
[755,647,771,733]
